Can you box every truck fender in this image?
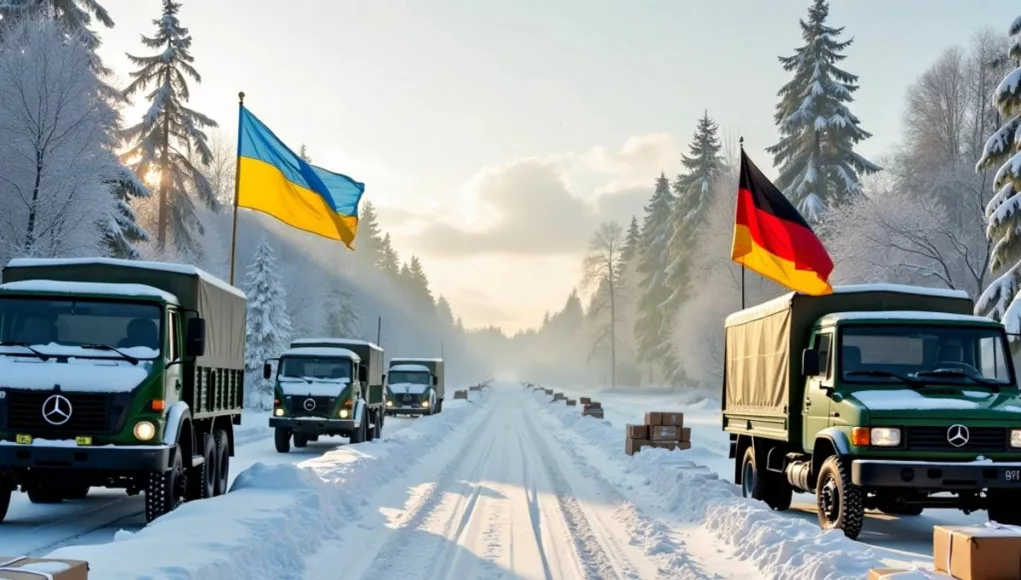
[812,428,850,481]
[163,401,192,446]
[353,399,365,426]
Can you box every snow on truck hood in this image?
[389,383,430,395]
[0,356,152,393]
[278,377,350,397]
[849,388,1021,418]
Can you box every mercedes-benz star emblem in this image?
[303,398,316,411]
[947,424,970,448]
[41,394,72,426]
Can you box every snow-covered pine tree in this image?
[243,235,293,410]
[357,200,385,266]
[103,166,150,258]
[766,0,880,223]
[976,14,1021,333]
[663,111,724,314]
[324,285,360,337]
[622,216,641,265]
[0,0,113,72]
[377,233,401,280]
[406,256,436,314]
[122,0,218,258]
[633,173,676,380]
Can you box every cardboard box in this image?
[650,441,691,451]
[625,438,651,456]
[584,401,602,410]
[0,557,89,580]
[566,399,576,406]
[867,569,952,580]
[661,412,684,427]
[934,524,1021,580]
[453,390,468,399]
[645,411,663,426]
[651,426,683,441]
[626,425,649,439]
[580,397,591,405]
[582,408,604,419]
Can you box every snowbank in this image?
[526,389,882,580]
[47,391,491,579]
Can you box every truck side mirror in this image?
[263,362,273,380]
[432,375,438,386]
[358,364,368,383]
[186,318,206,358]
[381,373,387,383]
[802,349,821,376]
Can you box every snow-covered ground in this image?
[1,383,966,578]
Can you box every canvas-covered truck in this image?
[724,283,1021,539]
[267,338,385,451]
[385,357,445,416]
[0,257,245,525]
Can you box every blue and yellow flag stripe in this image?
[236,107,365,248]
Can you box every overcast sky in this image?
[97,0,1015,332]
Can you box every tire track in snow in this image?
[518,434,554,580]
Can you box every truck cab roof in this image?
[390,364,431,372]
[290,338,382,351]
[280,346,361,362]
[817,310,1000,328]
[0,280,180,305]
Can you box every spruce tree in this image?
[243,235,293,410]
[122,0,218,257]
[622,216,641,264]
[357,200,384,264]
[976,14,1021,332]
[633,173,675,379]
[663,112,724,313]
[0,0,113,71]
[103,167,150,258]
[377,233,401,280]
[766,0,880,223]
[324,285,360,337]
[406,256,435,312]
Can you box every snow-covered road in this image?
[0,411,420,556]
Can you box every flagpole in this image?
[228,91,245,286]
[739,135,747,310]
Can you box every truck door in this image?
[166,311,183,402]
[802,331,834,452]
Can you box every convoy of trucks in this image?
[0,257,246,524]
[267,338,387,452]
[723,283,1021,539]
[386,357,445,416]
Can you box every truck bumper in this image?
[0,441,173,472]
[387,405,430,415]
[852,459,1021,490]
[269,417,358,433]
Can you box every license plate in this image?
[15,434,31,444]
[75,436,92,445]
[1005,469,1021,482]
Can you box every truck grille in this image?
[287,395,335,417]
[2,391,114,435]
[906,426,1007,452]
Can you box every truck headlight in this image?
[870,427,901,447]
[339,409,350,419]
[274,408,285,417]
[1011,429,1021,448]
[386,400,393,407]
[133,421,156,441]
[421,400,430,408]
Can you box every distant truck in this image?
[266,338,386,452]
[0,257,246,524]
[724,284,1021,539]
[386,357,444,416]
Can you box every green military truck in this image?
[267,338,385,451]
[385,357,445,416]
[724,283,1021,539]
[0,257,246,524]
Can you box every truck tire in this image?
[987,490,1021,525]
[293,433,308,448]
[213,430,230,497]
[145,444,186,524]
[366,411,376,442]
[436,399,443,413]
[815,455,864,539]
[740,447,792,511]
[350,415,367,444]
[373,410,382,439]
[274,428,291,453]
[27,487,63,504]
[187,434,216,500]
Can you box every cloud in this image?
[408,133,680,257]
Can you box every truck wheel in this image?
[27,487,63,504]
[293,433,308,448]
[740,447,792,511]
[373,411,383,439]
[437,399,443,413]
[366,411,376,442]
[350,416,367,444]
[815,455,864,539]
[987,490,1021,525]
[213,430,230,497]
[145,444,186,524]
[187,434,216,500]
[274,428,291,453]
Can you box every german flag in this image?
[731,150,833,295]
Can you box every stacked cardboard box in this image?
[453,389,468,399]
[544,388,554,396]
[552,393,565,401]
[624,412,691,455]
[868,523,1021,579]
[565,399,577,406]
[579,397,591,405]
[0,556,89,579]
[581,401,603,418]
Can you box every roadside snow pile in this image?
[48,391,491,580]
[527,390,881,580]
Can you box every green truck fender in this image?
[813,427,852,466]
[162,401,192,447]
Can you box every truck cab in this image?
[724,284,1021,539]
[387,363,438,415]
[267,339,385,451]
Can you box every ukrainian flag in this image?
[236,107,365,248]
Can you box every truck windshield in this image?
[0,297,162,360]
[839,324,1013,386]
[279,357,352,381]
[389,371,429,385]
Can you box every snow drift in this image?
[46,392,491,579]
[526,389,883,580]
